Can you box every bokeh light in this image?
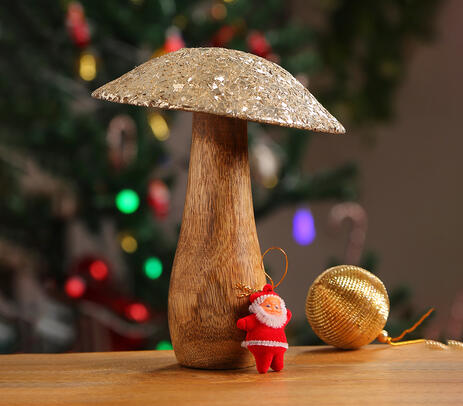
[293,208,316,245]
[144,257,163,279]
[120,234,138,253]
[65,276,86,298]
[79,52,96,81]
[211,3,227,20]
[263,174,278,189]
[115,189,140,214]
[89,260,108,281]
[156,340,173,350]
[126,303,149,322]
[148,113,169,141]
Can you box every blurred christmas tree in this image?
[0,0,441,352]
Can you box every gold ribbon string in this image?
[447,340,463,349]
[381,308,434,346]
[423,339,463,350]
[387,338,428,347]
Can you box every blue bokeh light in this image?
[293,208,316,245]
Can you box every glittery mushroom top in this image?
[91,47,345,134]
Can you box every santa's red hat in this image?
[250,284,281,304]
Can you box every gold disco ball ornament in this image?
[306,265,390,349]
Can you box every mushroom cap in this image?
[92,47,345,134]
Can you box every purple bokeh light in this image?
[293,208,316,245]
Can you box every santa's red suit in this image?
[237,284,291,373]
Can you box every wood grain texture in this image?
[0,345,462,406]
[168,112,266,369]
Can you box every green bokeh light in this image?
[115,189,140,214]
[144,257,163,279]
[156,340,173,350]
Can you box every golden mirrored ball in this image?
[306,265,390,349]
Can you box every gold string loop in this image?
[261,246,288,289]
[234,247,289,297]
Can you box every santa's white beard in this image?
[249,301,287,328]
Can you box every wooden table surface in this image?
[1,345,462,405]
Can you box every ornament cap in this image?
[377,330,389,343]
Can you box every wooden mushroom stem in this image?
[168,112,266,369]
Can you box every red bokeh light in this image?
[164,35,185,53]
[126,303,149,322]
[212,25,236,48]
[65,276,86,298]
[89,260,109,281]
[148,179,170,218]
[66,2,90,48]
[247,31,271,58]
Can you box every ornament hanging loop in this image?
[261,246,288,289]
[235,247,288,297]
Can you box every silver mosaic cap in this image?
[92,47,345,134]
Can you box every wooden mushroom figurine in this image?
[92,48,345,369]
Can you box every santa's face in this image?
[250,295,287,328]
[260,296,283,316]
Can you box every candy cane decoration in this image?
[329,202,368,265]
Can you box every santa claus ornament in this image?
[236,247,292,374]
